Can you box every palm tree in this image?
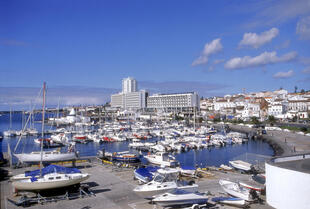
[268,115,276,126]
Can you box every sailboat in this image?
[14,83,78,164]
[3,108,16,137]
[12,82,89,191]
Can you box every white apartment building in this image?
[288,100,310,112]
[213,99,236,111]
[111,77,147,110]
[242,102,260,118]
[122,77,137,93]
[147,92,199,112]
[268,104,284,116]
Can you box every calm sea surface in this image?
[0,112,274,167]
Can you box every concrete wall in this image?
[266,163,310,209]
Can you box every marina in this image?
[1,109,309,209]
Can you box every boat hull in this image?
[14,152,77,164]
[12,174,89,191]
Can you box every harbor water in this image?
[0,112,274,167]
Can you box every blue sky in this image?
[1,0,310,110]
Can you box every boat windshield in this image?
[153,174,165,183]
[153,173,178,183]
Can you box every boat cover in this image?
[135,166,159,179]
[25,165,81,177]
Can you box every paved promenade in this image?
[225,124,310,156]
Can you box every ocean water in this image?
[0,112,274,167]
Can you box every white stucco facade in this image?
[266,155,310,209]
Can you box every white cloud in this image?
[192,38,223,66]
[296,16,310,40]
[224,51,297,70]
[239,28,279,48]
[273,70,294,78]
[302,66,310,73]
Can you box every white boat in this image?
[144,152,178,167]
[13,83,78,164]
[220,164,233,171]
[12,83,89,192]
[12,172,89,191]
[152,189,208,207]
[14,150,77,164]
[133,168,198,199]
[219,179,253,201]
[229,160,252,172]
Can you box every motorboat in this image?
[111,151,140,163]
[133,168,198,199]
[144,152,178,167]
[220,164,233,171]
[229,160,253,172]
[152,189,208,207]
[178,165,196,176]
[239,181,265,194]
[12,172,89,191]
[219,179,253,201]
[211,196,246,207]
[134,166,159,183]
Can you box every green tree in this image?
[251,116,260,125]
[268,115,276,126]
[301,89,305,93]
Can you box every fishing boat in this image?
[144,152,178,167]
[134,166,159,183]
[211,196,246,207]
[133,168,198,199]
[111,151,140,162]
[219,179,253,201]
[229,160,253,172]
[12,82,89,192]
[152,189,208,207]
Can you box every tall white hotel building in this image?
[111,77,199,112]
[111,77,147,110]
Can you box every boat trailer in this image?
[7,184,95,207]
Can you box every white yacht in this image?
[133,168,198,199]
[144,152,178,167]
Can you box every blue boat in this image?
[134,166,159,183]
[111,151,140,163]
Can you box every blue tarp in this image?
[135,166,159,179]
[25,165,81,177]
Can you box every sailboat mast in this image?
[40,82,46,176]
